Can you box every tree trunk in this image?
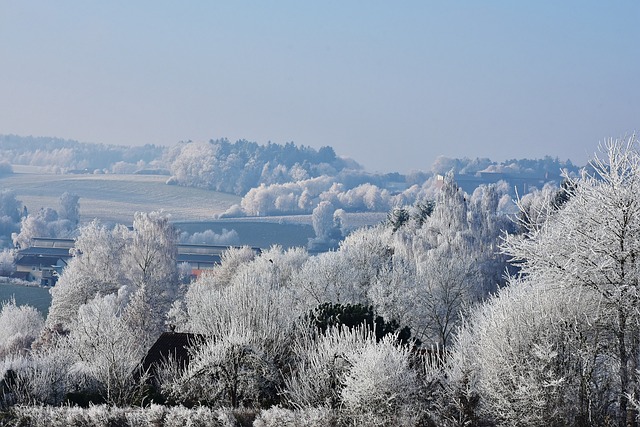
[618,310,635,427]
[627,333,639,427]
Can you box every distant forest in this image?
[0,134,582,217]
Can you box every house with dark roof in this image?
[177,244,261,279]
[140,332,201,374]
[14,238,74,286]
[13,237,261,285]
[135,331,204,403]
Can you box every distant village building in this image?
[14,238,74,286]
[13,237,260,285]
[177,244,260,279]
[435,171,553,195]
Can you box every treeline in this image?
[1,135,581,203]
[0,190,79,250]
[431,154,578,176]
[165,139,357,195]
[0,135,164,173]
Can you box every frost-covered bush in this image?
[283,326,373,410]
[10,342,80,406]
[446,278,614,426]
[0,298,44,358]
[283,326,430,426]
[178,228,239,245]
[253,405,336,427]
[9,404,226,427]
[161,325,281,408]
[340,334,423,426]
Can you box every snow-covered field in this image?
[0,170,241,224]
[1,169,387,229]
[0,282,51,315]
[212,212,387,229]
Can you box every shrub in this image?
[253,406,336,427]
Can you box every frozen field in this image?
[0,169,385,248]
[0,170,241,224]
[0,282,52,316]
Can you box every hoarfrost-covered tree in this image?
[311,201,340,242]
[0,248,16,276]
[0,298,44,358]
[68,293,146,406]
[371,242,478,347]
[445,278,611,426]
[12,203,77,249]
[0,189,22,223]
[502,136,640,426]
[340,334,423,426]
[47,220,129,328]
[124,211,180,346]
[370,179,509,347]
[167,246,310,407]
[57,192,80,225]
[12,215,49,249]
[283,325,377,410]
[308,201,343,251]
[292,251,358,306]
[48,211,180,348]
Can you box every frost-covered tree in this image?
[370,243,477,347]
[0,189,22,224]
[0,248,16,276]
[47,220,129,328]
[123,211,180,347]
[502,136,640,426]
[311,201,339,241]
[445,278,611,426]
[12,205,76,249]
[57,192,80,225]
[0,298,44,358]
[368,178,511,346]
[68,293,146,406]
[308,201,343,251]
[167,246,310,407]
[340,334,422,426]
[48,211,180,350]
[12,215,49,249]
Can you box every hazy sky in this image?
[1,2,638,173]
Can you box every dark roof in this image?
[18,247,72,258]
[177,244,230,255]
[30,238,75,249]
[176,253,222,265]
[177,244,261,256]
[141,332,202,374]
[15,255,64,267]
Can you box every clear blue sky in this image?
[1,1,638,173]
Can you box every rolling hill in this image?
[0,166,241,224]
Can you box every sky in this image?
[1,1,638,173]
